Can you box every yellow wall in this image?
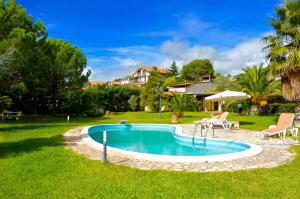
[203,101,217,111]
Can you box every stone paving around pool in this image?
[63,125,296,172]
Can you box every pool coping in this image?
[80,124,262,163]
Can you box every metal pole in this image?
[67,115,70,128]
[159,91,162,119]
[103,130,107,164]
[159,87,163,119]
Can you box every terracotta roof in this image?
[142,66,169,74]
[129,66,169,76]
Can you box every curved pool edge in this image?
[80,124,263,163]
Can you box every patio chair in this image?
[262,113,295,138]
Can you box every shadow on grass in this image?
[182,115,198,119]
[0,124,62,132]
[0,135,63,158]
[0,115,110,125]
[239,121,255,125]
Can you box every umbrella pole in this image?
[218,101,222,112]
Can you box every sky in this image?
[18,0,281,81]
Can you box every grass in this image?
[0,112,299,198]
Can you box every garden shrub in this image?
[186,95,200,112]
[85,105,104,117]
[224,101,239,113]
[0,96,13,112]
[58,85,141,115]
[269,103,296,114]
[224,100,251,114]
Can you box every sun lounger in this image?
[262,113,295,138]
[194,112,232,130]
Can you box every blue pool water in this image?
[88,124,250,156]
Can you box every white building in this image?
[121,66,169,85]
[167,83,192,93]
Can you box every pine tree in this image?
[169,61,179,77]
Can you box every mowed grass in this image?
[0,112,299,198]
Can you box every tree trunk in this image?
[250,105,260,116]
[52,89,58,115]
[296,101,300,114]
[295,101,300,128]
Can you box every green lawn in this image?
[1,112,299,198]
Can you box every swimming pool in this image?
[81,124,262,162]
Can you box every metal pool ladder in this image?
[192,123,211,148]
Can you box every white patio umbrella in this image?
[205,90,251,111]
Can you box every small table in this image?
[229,121,239,129]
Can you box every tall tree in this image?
[41,39,90,114]
[168,61,179,77]
[237,64,280,106]
[140,68,162,112]
[0,0,47,113]
[264,0,300,112]
[181,59,214,81]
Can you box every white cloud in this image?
[112,57,139,67]
[214,38,266,74]
[88,37,267,81]
[160,40,218,62]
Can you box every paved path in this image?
[64,125,296,172]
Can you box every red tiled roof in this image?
[132,66,169,75]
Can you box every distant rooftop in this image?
[88,81,105,87]
[186,82,216,95]
[168,83,192,88]
[129,66,169,76]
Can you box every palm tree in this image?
[264,0,300,112]
[237,64,280,108]
[170,94,187,118]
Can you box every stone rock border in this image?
[64,126,295,172]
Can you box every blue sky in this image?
[18,0,281,81]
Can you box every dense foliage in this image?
[224,100,251,114]
[0,0,90,114]
[269,103,296,114]
[181,59,214,81]
[264,0,300,112]
[170,94,199,117]
[60,85,141,115]
[207,73,236,92]
[140,68,162,112]
[163,77,176,87]
[236,64,280,105]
